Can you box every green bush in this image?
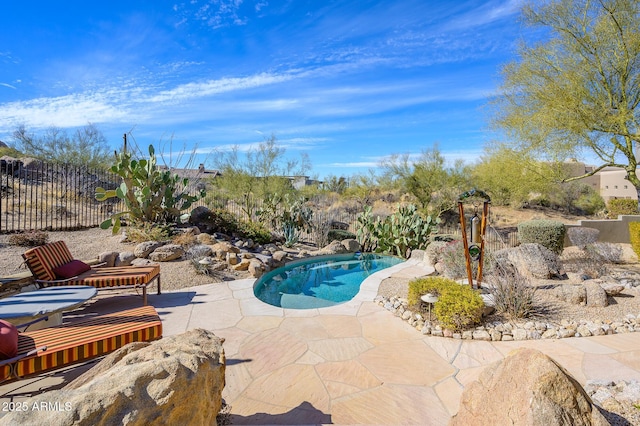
[194,208,239,236]
[573,189,605,215]
[408,277,484,331]
[7,230,49,247]
[327,229,356,243]
[237,220,272,245]
[517,219,566,254]
[408,276,450,306]
[608,199,638,218]
[629,222,640,259]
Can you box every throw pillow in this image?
[0,320,18,360]
[53,259,92,279]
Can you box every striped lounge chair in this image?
[0,305,163,383]
[23,241,161,305]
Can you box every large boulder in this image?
[494,243,564,279]
[134,241,165,258]
[584,280,609,307]
[115,251,136,267]
[553,284,587,305]
[315,240,350,255]
[0,329,226,426]
[342,239,361,253]
[148,244,185,262]
[450,348,608,426]
[98,251,119,267]
[248,259,265,278]
[189,205,213,233]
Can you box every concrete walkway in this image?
[3,259,640,425]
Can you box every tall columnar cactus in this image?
[95,145,205,234]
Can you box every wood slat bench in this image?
[0,305,163,383]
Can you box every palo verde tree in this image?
[212,134,311,220]
[491,0,640,209]
[12,123,111,169]
[380,145,471,216]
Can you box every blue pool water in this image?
[254,253,404,309]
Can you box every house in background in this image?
[564,156,639,202]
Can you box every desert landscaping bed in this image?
[3,227,640,339]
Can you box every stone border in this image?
[374,295,640,341]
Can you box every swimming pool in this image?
[254,253,404,309]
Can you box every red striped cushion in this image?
[23,241,75,281]
[47,265,160,289]
[1,306,162,382]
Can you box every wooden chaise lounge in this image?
[22,241,161,305]
[0,305,162,383]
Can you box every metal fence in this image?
[0,160,122,233]
[438,224,519,252]
[1,159,520,251]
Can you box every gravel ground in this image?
[378,246,640,327]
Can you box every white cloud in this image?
[0,93,131,131]
[145,72,295,103]
[446,0,523,31]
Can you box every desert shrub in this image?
[425,241,449,265]
[236,220,272,245]
[187,245,212,258]
[437,240,492,279]
[517,219,566,254]
[125,223,172,243]
[438,241,469,278]
[561,249,609,278]
[408,276,450,307]
[573,189,606,215]
[172,232,197,247]
[327,229,356,243]
[8,230,49,247]
[208,208,240,236]
[408,276,484,331]
[486,266,537,320]
[310,212,335,248]
[567,227,599,249]
[630,222,640,259]
[435,284,484,331]
[608,198,638,218]
[186,248,224,281]
[585,242,623,264]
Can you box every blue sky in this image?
[0,0,526,179]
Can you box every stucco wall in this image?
[564,215,640,245]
